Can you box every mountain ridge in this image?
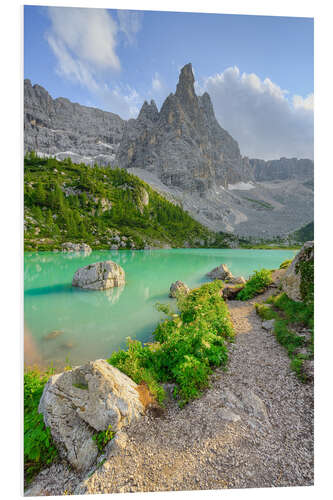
[24,63,313,237]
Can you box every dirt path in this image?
[26,287,314,496]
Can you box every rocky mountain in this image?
[24,64,314,238]
[24,79,125,165]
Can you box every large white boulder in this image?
[38,360,145,471]
[72,260,125,290]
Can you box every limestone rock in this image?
[169,280,190,298]
[222,284,244,300]
[72,261,125,290]
[280,241,314,302]
[229,276,246,285]
[206,264,233,281]
[38,360,145,471]
[62,242,92,254]
[262,319,275,331]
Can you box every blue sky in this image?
[24,5,314,159]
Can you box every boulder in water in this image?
[72,260,125,290]
[169,280,190,298]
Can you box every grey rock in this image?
[262,319,275,331]
[61,242,92,254]
[72,260,125,290]
[38,360,145,471]
[222,284,244,300]
[280,241,314,302]
[207,264,233,281]
[169,280,190,298]
[24,79,124,166]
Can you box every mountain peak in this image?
[175,63,195,100]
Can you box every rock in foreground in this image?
[169,280,190,298]
[72,261,125,290]
[38,360,145,471]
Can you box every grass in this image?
[236,269,272,301]
[256,292,314,381]
[24,367,58,486]
[108,280,234,407]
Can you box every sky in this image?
[24,5,314,160]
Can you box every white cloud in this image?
[47,7,120,71]
[202,66,314,160]
[152,73,162,92]
[45,6,143,120]
[117,10,143,46]
[293,93,314,111]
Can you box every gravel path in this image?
[26,285,314,496]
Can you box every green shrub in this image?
[279,259,292,269]
[237,269,272,300]
[108,281,234,407]
[24,369,58,485]
[92,425,115,452]
[256,292,314,382]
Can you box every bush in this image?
[24,368,58,485]
[237,269,272,300]
[279,259,292,269]
[108,281,234,407]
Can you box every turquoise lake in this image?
[24,248,296,369]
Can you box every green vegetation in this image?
[243,197,274,210]
[24,368,58,485]
[296,250,314,306]
[279,259,292,269]
[256,292,314,381]
[292,221,314,243]
[24,153,234,251]
[92,425,115,452]
[236,269,272,300]
[108,281,234,407]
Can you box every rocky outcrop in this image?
[280,241,314,302]
[72,261,125,290]
[169,280,190,298]
[62,242,92,254]
[206,264,233,281]
[24,79,125,165]
[38,359,145,471]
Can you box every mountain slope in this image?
[24,153,237,251]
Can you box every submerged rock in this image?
[38,359,145,471]
[169,280,190,298]
[72,261,125,290]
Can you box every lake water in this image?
[24,248,296,369]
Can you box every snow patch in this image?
[228,182,255,191]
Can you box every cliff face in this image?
[247,158,314,182]
[117,64,250,195]
[24,79,125,165]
